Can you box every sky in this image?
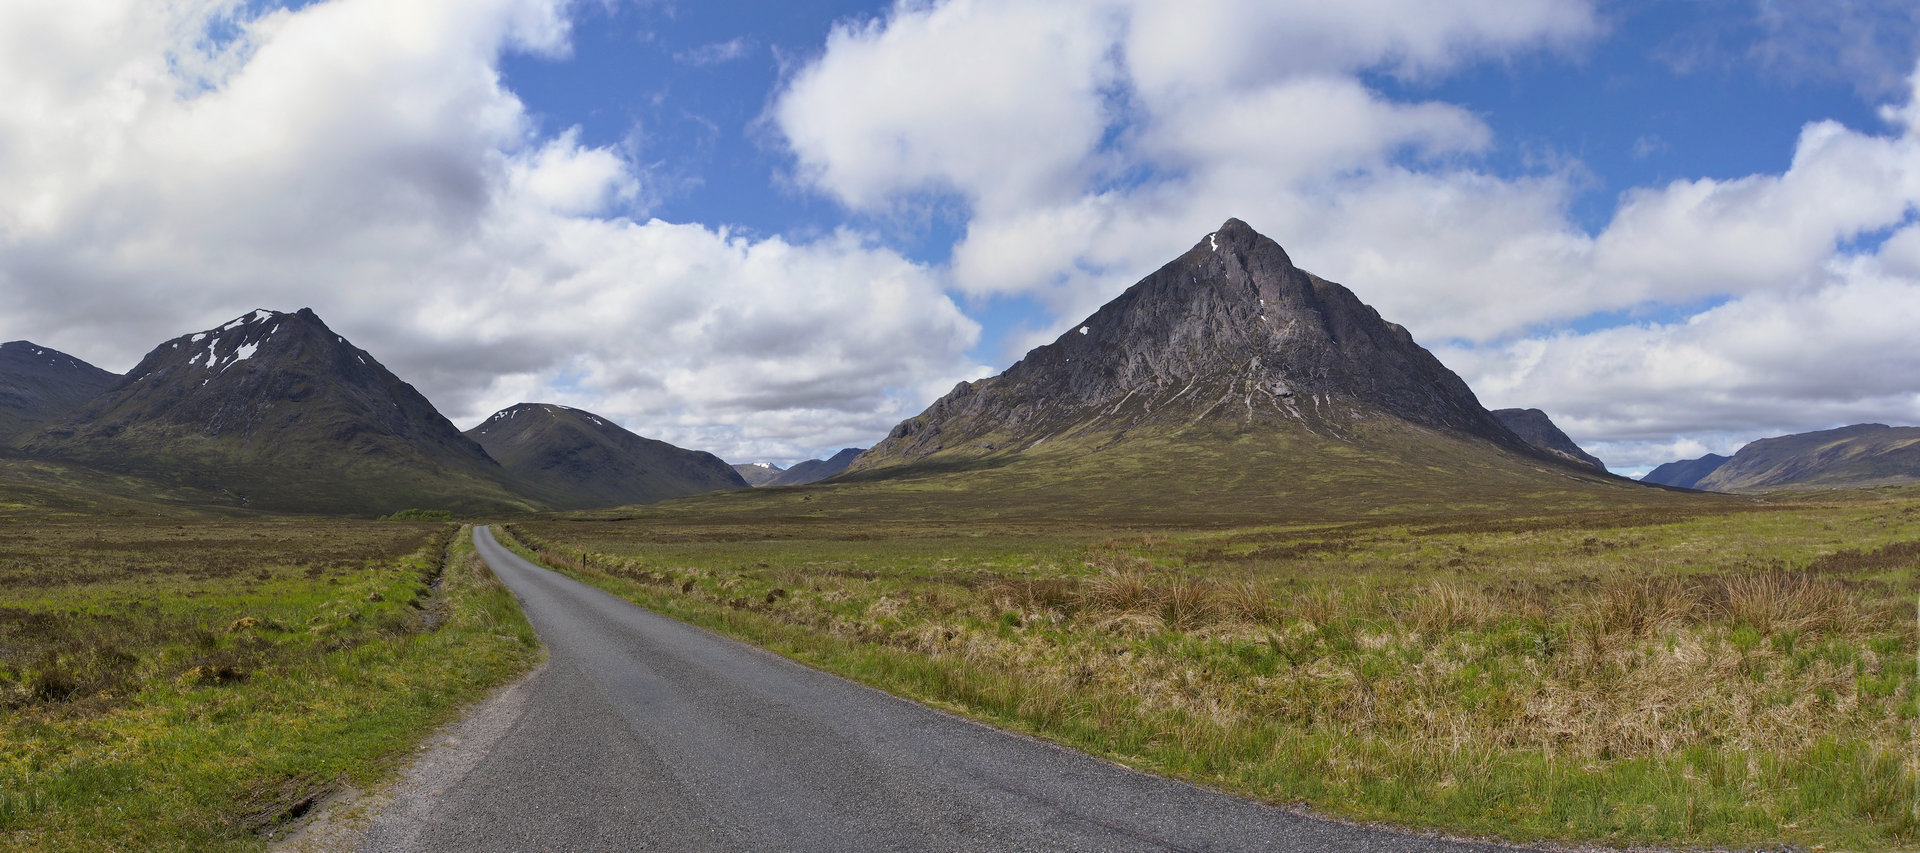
[3,0,1919,475]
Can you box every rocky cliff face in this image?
[467,403,747,509]
[1492,408,1607,473]
[23,309,530,514]
[0,341,117,443]
[855,219,1535,470]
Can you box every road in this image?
[352,525,1517,852]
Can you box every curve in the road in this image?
[355,525,1521,852]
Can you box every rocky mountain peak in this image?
[857,218,1528,468]
[23,307,524,514]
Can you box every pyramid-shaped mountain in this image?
[465,403,747,509]
[1492,408,1607,473]
[0,341,118,443]
[23,309,532,515]
[857,219,1543,468]
[843,219,1631,518]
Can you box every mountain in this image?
[1492,408,1606,472]
[466,403,747,509]
[22,308,533,515]
[765,448,864,486]
[1641,454,1730,489]
[1683,424,1920,491]
[835,219,1637,519]
[0,341,118,443]
[732,462,786,487]
[855,218,1547,471]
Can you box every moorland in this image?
[499,473,1920,850]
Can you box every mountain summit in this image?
[465,403,747,509]
[856,219,1536,471]
[23,308,530,514]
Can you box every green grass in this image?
[0,520,542,851]
[507,490,1920,850]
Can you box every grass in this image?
[505,491,1920,850]
[0,519,542,851]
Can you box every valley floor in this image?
[507,490,1920,850]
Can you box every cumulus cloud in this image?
[774,0,1602,336]
[0,0,983,463]
[773,0,1920,469]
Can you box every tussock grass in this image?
[0,521,542,851]
[506,491,1920,850]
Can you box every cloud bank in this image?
[775,0,1920,471]
[0,0,985,464]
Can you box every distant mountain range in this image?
[1640,454,1733,490]
[1643,424,1920,491]
[732,461,786,486]
[4,310,745,514]
[14,220,1898,519]
[764,448,864,486]
[726,449,866,487]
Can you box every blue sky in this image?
[2,0,1919,472]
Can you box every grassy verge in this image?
[0,521,542,852]
[503,497,1920,850]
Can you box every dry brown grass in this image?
[1711,571,1851,636]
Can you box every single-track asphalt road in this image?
[354,526,1518,852]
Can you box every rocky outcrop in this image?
[1493,408,1607,473]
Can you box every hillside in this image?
[0,341,117,443]
[21,309,534,515]
[466,404,746,509]
[1691,424,1920,491]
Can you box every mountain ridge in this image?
[0,341,118,443]
[466,403,746,509]
[21,308,534,515]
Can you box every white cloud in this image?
[773,0,1920,468]
[775,0,1127,213]
[0,0,983,464]
[1441,244,1920,469]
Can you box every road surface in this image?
[352,525,1517,852]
